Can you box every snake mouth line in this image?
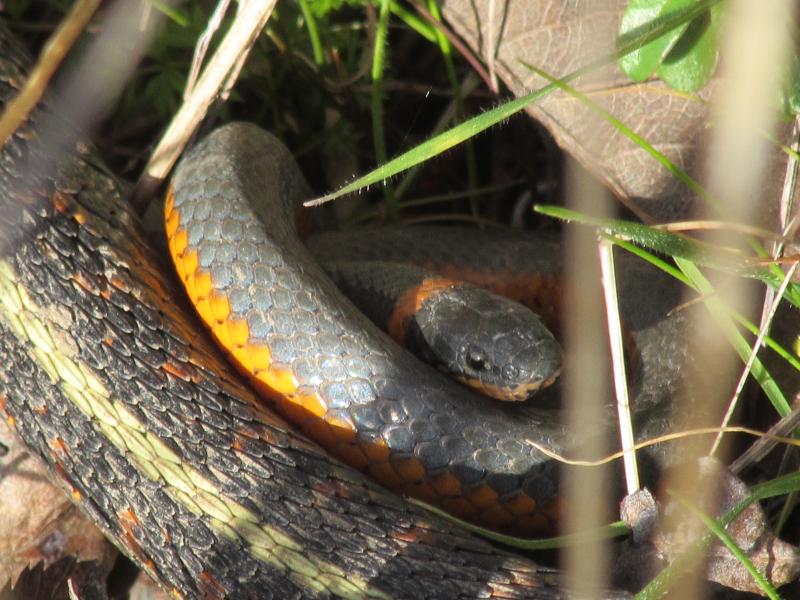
[455,367,562,402]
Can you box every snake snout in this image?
[416,287,563,401]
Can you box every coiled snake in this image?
[0,22,691,599]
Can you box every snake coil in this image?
[0,22,698,599]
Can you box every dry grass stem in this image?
[655,220,779,240]
[486,0,498,93]
[562,158,613,599]
[0,0,101,147]
[709,261,799,456]
[184,0,234,97]
[598,238,638,494]
[659,2,795,596]
[777,117,800,239]
[526,425,800,468]
[730,406,800,474]
[132,0,278,212]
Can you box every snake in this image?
[314,258,562,401]
[0,22,691,599]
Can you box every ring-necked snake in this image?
[165,122,685,539]
[0,22,692,599]
[315,258,563,401]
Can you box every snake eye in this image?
[466,347,488,371]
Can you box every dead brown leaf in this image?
[0,420,115,589]
[441,0,793,224]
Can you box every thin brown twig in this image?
[526,425,800,467]
[755,114,800,533]
[703,70,800,537]
[777,117,800,243]
[709,260,799,456]
[730,404,800,474]
[184,0,234,97]
[0,0,102,147]
[131,0,278,213]
[667,292,717,315]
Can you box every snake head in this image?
[409,285,562,401]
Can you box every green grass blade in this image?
[306,0,723,207]
[749,471,800,501]
[610,237,800,373]
[149,0,189,26]
[675,257,790,417]
[389,1,437,42]
[371,0,396,214]
[524,61,793,292]
[534,205,787,288]
[523,62,721,212]
[425,0,479,212]
[307,84,556,206]
[410,497,628,549]
[669,490,780,599]
[534,206,792,414]
[608,236,691,285]
[297,0,324,66]
[523,61,800,316]
[732,311,800,374]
